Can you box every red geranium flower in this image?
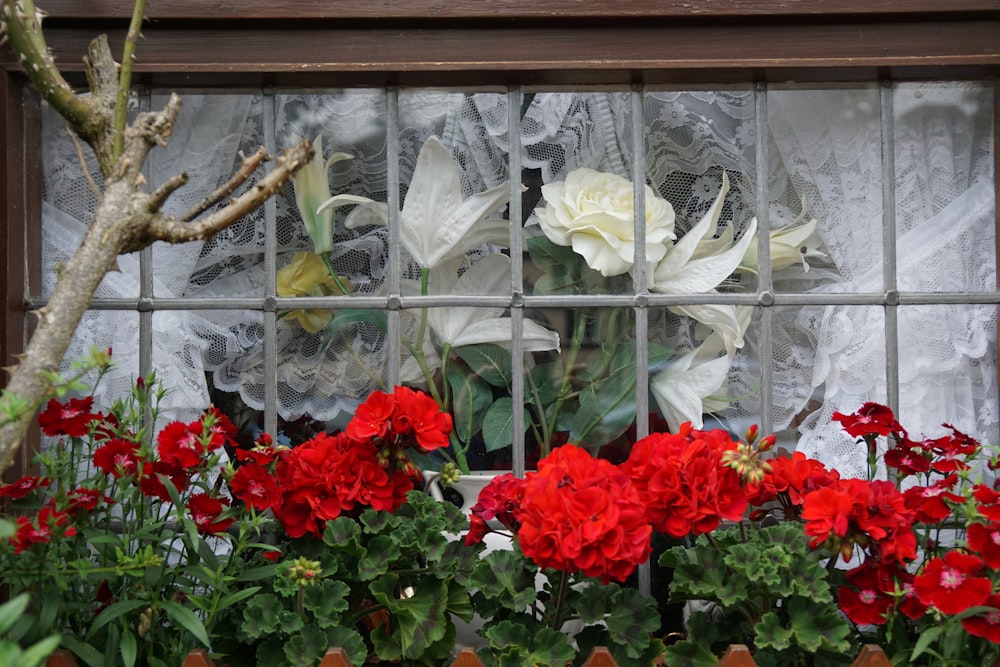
[346,390,396,442]
[186,493,234,535]
[93,438,141,478]
[37,396,98,437]
[516,445,651,583]
[913,551,991,615]
[621,425,747,538]
[0,475,50,499]
[467,473,526,537]
[961,594,1000,643]
[392,385,452,453]
[832,402,902,439]
[230,464,282,511]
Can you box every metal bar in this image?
[263,88,279,438]
[880,81,900,413]
[138,89,153,387]
[386,87,401,390]
[754,82,774,436]
[509,86,526,478]
[631,83,651,599]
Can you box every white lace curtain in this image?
[41,84,996,475]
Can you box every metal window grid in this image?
[35,82,999,592]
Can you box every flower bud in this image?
[759,435,777,452]
[744,424,759,444]
[288,556,322,588]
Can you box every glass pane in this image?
[894,82,995,293]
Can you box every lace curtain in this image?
[41,84,996,475]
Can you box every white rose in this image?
[537,168,676,277]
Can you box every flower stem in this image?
[544,309,588,455]
[548,570,570,631]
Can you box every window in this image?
[3,1,999,577]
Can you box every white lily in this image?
[317,136,511,269]
[650,333,733,431]
[648,172,757,355]
[291,135,353,255]
[399,254,560,382]
[740,195,827,273]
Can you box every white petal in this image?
[419,183,511,268]
[650,352,731,431]
[655,172,731,278]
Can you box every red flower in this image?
[93,438,141,478]
[883,440,932,477]
[37,396,98,437]
[262,550,280,562]
[832,402,902,439]
[903,476,963,524]
[801,479,916,563]
[10,507,76,554]
[913,551,991,615]
[961,594,1000,643]
[838,563,894,625]
[516,445,651,583]
[746,451,838,517]
[973,484,1000,522]
[230,464,282,511]
[65,487,112,513]
[392,386,452,453]
[0,475,50,499]
[621,425,747,538]
[157,421,209,469]
[347,390,396,442]
[967,522,1000,569]
[139,460,189,501]
[467,473,526,536]
[186,493,234,535]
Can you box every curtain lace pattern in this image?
[41,85,996,474]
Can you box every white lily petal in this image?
[650,349,731,431]
[653,172,731,278]
[316,194,388,224]
[669,302,751,356]
[419,183,511,267]
[292,135,340,254]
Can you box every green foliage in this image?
[228,490,479,667]
[470,545,663,666]
[662,522,855,666]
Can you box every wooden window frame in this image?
[1,1,999,480]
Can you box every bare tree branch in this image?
[181,146,269,222]
[0,2,315,475]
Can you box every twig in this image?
[147,173,190,213]
[180,146,269,222]
[64,127,101,197]
[112,0,147,161]
[140,138,314,251]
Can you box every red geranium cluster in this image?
[620,424,748,538]
[229,386,452,539]
[467,424,754,583]
[468,446,651,584]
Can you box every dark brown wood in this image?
[0,71,41,485]
[32,0,1000,21]
[10,20,996,89]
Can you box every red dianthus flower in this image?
[913,551,991,615]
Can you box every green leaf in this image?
[119,630,137,667]
[447,367,494,445]
[0,594,29,633]
[159,599,210,648]
[303,580,351,627]
[454,344,512,388]
[910,624,943,661]
[283,623,329,667]
[237,564,278,582]
[369,573,448,659]
[21,635,62,667]
[324,626,369,667]
[569,364,637,447]
[605,587,662,659]
[469,549,538,613]
[215,586,262,612]
[327,308,388,337]
[483,397,518,453]
[57,635,104,667]
[89,600,149,636]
